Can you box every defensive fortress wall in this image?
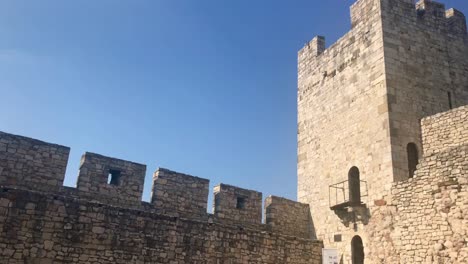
[368,105,468,263]
[0,131,322,263]
[298,0,468,262]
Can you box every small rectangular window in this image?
[236,197,246,209]
[334,234,342,242]
[107,169,121,186]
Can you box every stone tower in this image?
[297,0,467,262]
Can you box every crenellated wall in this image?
[0,130,322,263]
[0,187,323,264]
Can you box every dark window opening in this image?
[351,235,365,264]
[236,197,246,209]
[407,143,419,179]
[348,166,361,205]
[107,169,121,186]
[334,234,342,242]
[417,9,425,17]
[448,91,453,109]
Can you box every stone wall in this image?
[0,187,323,264]
[298,0,392,257]
[0,130,322,263]
[265,196,314,239]
[421,105,468,156]
[0,132,70,193]
[77,152,146,207]
[298,0,468,262]
[151,168,209,218]
[367,105,468,264]
[213,184,263,225]
[381,0,468,182]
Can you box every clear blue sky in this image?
[0,0,466,203]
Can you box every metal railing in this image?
[329,179,368,210]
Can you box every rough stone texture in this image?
[0,188,323,264]
[213,184,263,225]
[421,105,468,156]
[77,152,146,207]
[298,0,468,262]
[0,131,70,192]
[1,1,466,263]
[151,168,209,218]
[265,196,314,239]
[382,0,468,182]
[298,0,391,257]
[367,106,468,264]
[0,131,322,263]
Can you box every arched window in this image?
[348,166,361,205]
[351,235,365,264]
[407,143,419,178]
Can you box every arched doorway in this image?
[407,143,419,179]
[348,167,361,205]
[351,235,364,264]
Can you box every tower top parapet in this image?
[300,0,466,65]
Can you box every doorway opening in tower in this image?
[407,143,419,179]
[351,235,364,264]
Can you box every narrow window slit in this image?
[447,91,453,109]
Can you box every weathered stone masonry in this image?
[1,0,467,263]
[298,0,467,263]
[0,131,322,263]
[0,132,70,193]
[367,105,468,263]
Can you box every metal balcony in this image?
[329,179,368,210]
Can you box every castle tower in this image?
[297,0,468,262]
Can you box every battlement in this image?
[350,0,388,29]
[213,183,263,224]
[0,130,312,235]
[265,196,314,239]
[415,0,467,29]
[77,152,146,207]
[445,8,468,35]
[416,0,446,18]
[0,131,69,192]
[414,0,467,34]
[299,0,467,74]
[151,167,209,218]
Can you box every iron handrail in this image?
[329,179,368,209]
